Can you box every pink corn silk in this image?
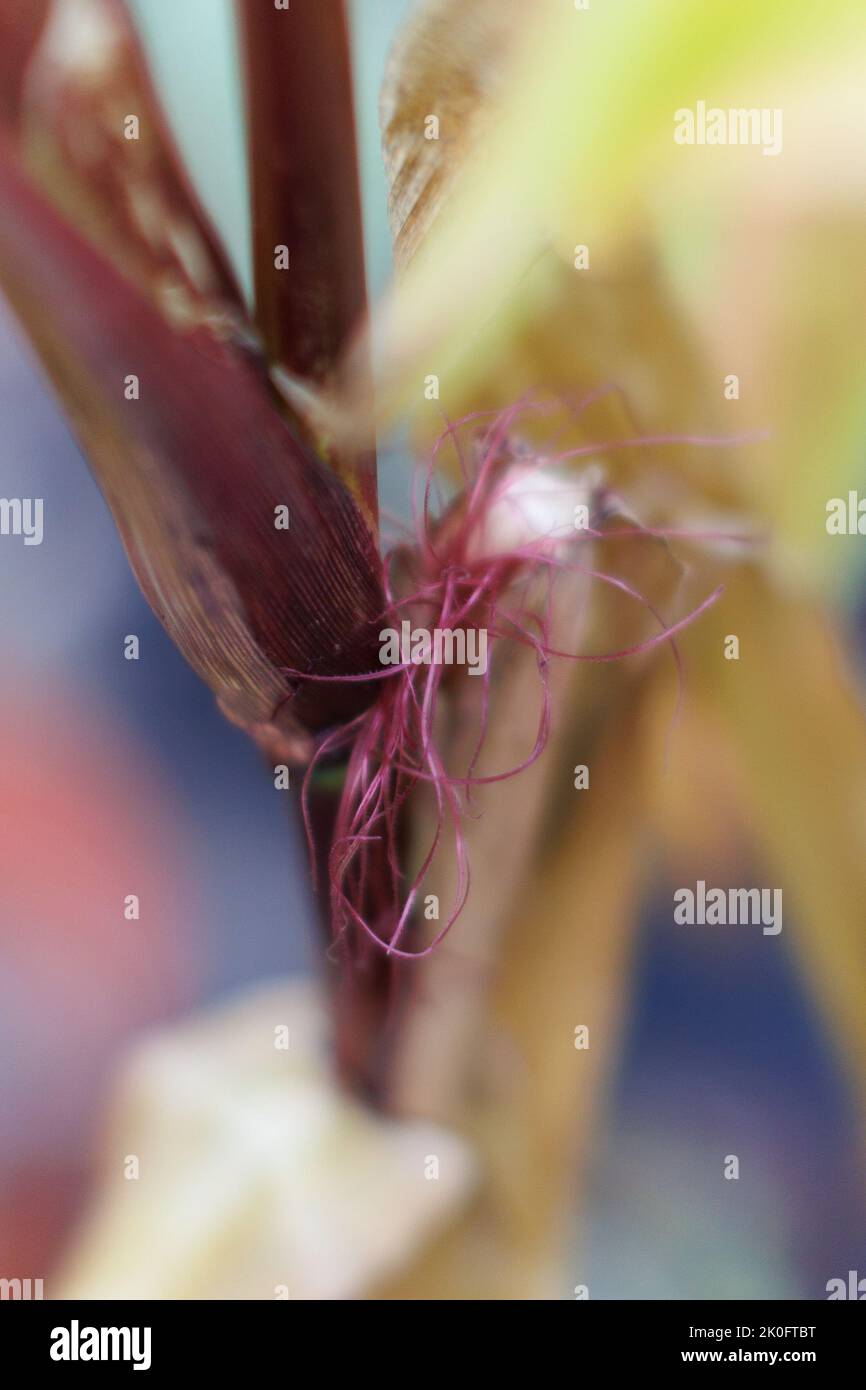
[288,394,760,963]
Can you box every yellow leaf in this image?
[360,0,866,430]
[695,570,866,1115]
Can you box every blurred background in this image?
[1,0,865,1299]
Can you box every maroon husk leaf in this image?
[237,0,377,522]
[0,0,50,127]
[0,139,384,749]
[3,0,246,319]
